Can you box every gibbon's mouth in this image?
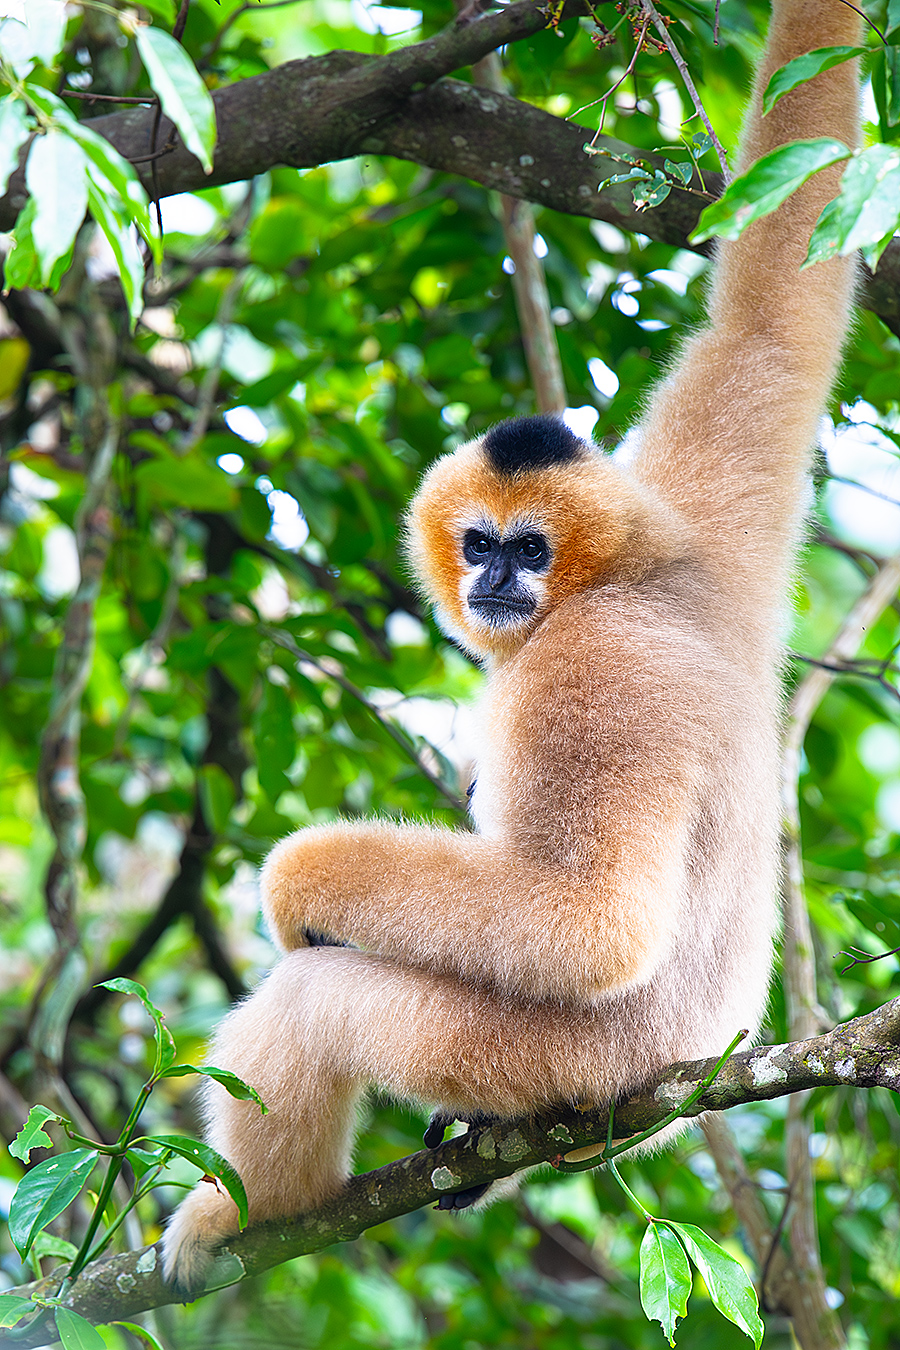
[468,596,535,626]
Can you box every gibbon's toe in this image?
[160,1185,240,1298]
[436,1182,492,1210]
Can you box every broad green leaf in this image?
[8,1149,99,1258]
[111,1322,165,1350]
[134,25,216,174]
[804,145,900,271]
[0,96,31,198]
[640,1223,691,1345]
[198,762,237,834]
[32,1231,78,1260]
[889,0,900,32]
[163,1064,268,1112]
[86,178,146,327]
[9,1104,61,1161]
[134,453,239,511]
[664,159,693,186]
[634,179,671,208]
[692,138,851,243]
[23,0,67,67]
[22,82,159,258]
[666,1222,763,1349]
[99,978,176,1078]
[138,1135,249,1227]
[762,46,867,115]
[54,1308,106,1350]
[885,44,900,125]
[24,129,88,284]
[3,194,41,289]
[126,1146,165,1179]
[0,1295,36,1329]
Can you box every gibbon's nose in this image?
[487,554,513,590]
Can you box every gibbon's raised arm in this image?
[634,0,861,617]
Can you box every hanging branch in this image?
[470,49,568,414]
[637,0,731,182]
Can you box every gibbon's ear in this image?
[403,417,685,659]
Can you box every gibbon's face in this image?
[406,415,648,660]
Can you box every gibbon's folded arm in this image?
[262,605,705,1008]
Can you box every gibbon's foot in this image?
[436,1183,492,1210]
[160,1183,240,1299]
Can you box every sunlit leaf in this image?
[137,1135,249,1227]
[24,129,88,285]
[54,1308,106,1350]
[666,1222,763,1349]
[134,25,216,174]
[763,46,867,115]
[804,144,900,271]
[0,95,31,198]
[99,978,176,1078]
[8,1150,99,1258]
[0,1296,36,1329]
[692,138,851,242]
[163,1065,267,1112]
[639,1222,691,1345]
[9,1104,62,1162]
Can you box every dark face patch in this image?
[481,415,586,476]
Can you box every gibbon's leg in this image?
[634,0,862,609]
[160,945,647,1293]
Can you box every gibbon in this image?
[162,0,861,1293]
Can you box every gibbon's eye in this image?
[463,530,495,565]
[516,534,549,568]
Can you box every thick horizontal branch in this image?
[5,997,900,1344]
[2,16,898,326]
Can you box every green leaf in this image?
[86,177,146,328]
[889,0,900,33]
[126,1146,165,1179]
[98,978,176,1078]
[137,1135,249,1227]
[804,145,900,271]
[4,194,41,290]
[198,762,236,834]
[0,1295,36,1329]
[9,1104,61,1161]
[162,1064,268,1112]
[0,95,31,198]
[665,1222,763,1349]
[111,1322,165,1350]
[762,46,867,115]
[32,1231,78,1260]
[633,179,671,208]
[24,129,88,284]
[8,1149,99,1258]
[640,1222,691,1345]
[664,159,693,186]
[134,25,216,175]
[23,81,159,259]
[54,1308,106,1350]
[134,453,239,511]
[692,138,851,243]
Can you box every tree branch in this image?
[4,997,900,1342]
[2,24,899,327]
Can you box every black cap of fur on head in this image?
[481,415,587,476]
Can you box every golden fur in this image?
[161,0,861,1293]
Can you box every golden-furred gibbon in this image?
[161,0,861,1293]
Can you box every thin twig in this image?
[637,0,731,182]
[61,91,158,104]
[262,626,468,812]
[837,944,900,974]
